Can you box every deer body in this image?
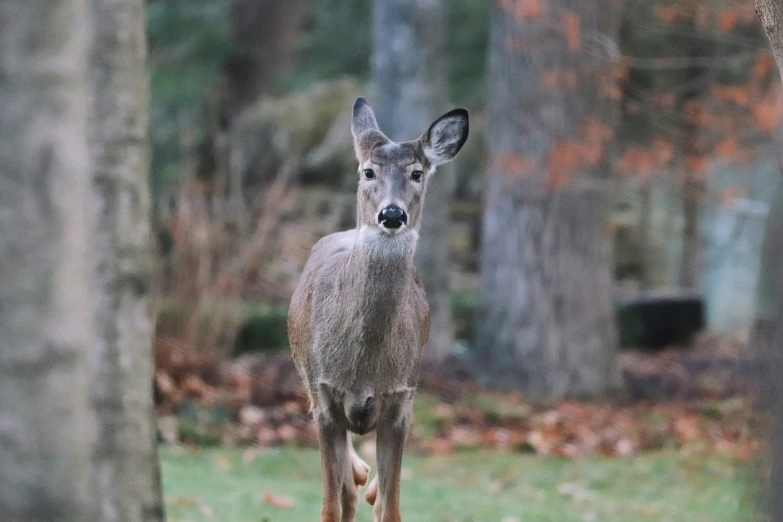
[288,98,468,522]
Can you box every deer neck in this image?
[347,226,418,331]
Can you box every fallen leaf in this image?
[263,492,294,509]
[169,496,199,507]
[500,0,543,19]
[718,8,739,31]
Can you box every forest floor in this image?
[161,446,758,522]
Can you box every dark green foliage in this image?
[452,287,479,344]
[285,0,372,89]
[233,305,290,356]
[285,0,489,104]
[147,0,236,195]
[446,0,490,104]
[155,299,289,355]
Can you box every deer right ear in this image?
[351,97,387,160]
[351,97,380,138]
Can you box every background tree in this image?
[222,0,308,116]
[372,0,455,365]
[754,2,783,519]
[0,1,94,520]
[86,0,165,520]
[474,0,623,396]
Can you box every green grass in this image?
[161,446,757,522]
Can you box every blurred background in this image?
[149,0,779,520]
[3,0,783,520]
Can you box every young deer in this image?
[288,97,469,521]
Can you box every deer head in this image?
[350,97,469,235]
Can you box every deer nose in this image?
[378,205,407,230]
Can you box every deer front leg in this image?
[317,413,349,522]
[372,404,410,522]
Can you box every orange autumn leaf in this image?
[753,91,783,131]
[500,0,543,20]
[717,8,739,31]
[561,11,581,51]
[653,4,679,23]
[548,141,578,187]
[547,140,600,187]
[715,137,738,158]
[754,54,773,79]
[541,68,579,89]
[685,156,709,175]
[656,92,677,109]
[491,151,536,177]
[581,118,613,142]
[711,85,750,106]
[617,148,655,179]
[650,138,674,164]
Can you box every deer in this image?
[287,97,469,522]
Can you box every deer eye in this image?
[363,168,375,180]
[410,170,423,182]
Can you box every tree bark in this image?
[754,2,783,519]
[373,0,455,366]
[0,2,95,521]
[86,0,164,520]
[760,173,783,522]
[475,0,621,397]
[222,0,308,115]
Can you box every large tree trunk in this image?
[760,173,783,521]
[474,0,621,397]
[0,2,95,521]
[222,0,308,116]
[373,0,455,366]
[86,1,164,521]
[754,2,783,519]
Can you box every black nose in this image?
[378,205,407,229]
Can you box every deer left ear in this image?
[421,108,469,166]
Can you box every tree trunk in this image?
[754,2,783,519]
[756,176,783,336]
[86,1,164,520]
[373,0,455,366]
[676,12,714,291]
[222,0,308,115]
[474,0,621,397]
[759,172,783,521]
[0,2,95,521]
[680,165,703,289]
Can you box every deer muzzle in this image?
[378,205,407,230]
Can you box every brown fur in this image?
[288,97,468,522]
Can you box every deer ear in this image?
[351,97,388,160]
[351,97,380,138]
[422,108,469,166]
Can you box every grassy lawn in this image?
[161,446,756,522]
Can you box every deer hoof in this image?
[365,476,378,505]
[351,453,370,486]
